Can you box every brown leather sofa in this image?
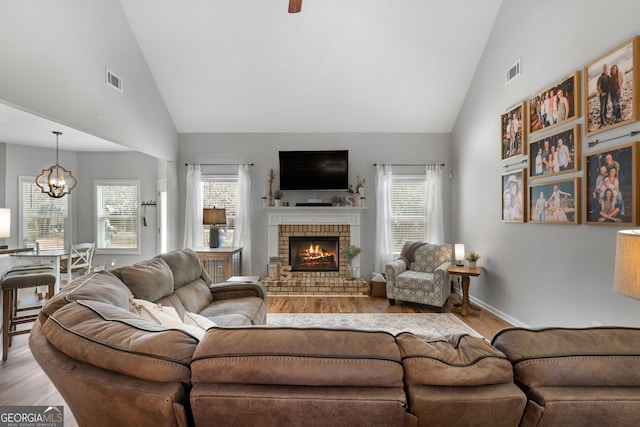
[28,249,639,426]
[492,327,640,427]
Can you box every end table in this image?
[447,265,483,316]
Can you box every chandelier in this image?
[35,131,77,198]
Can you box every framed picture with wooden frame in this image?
[584,36,640,136]
[501,101,527,161]
[528,124,581,179]
[528,71,580,135]
[584,142,638,225]
[528,178,581,224]
[502,169,526,223]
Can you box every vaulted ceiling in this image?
[0,1,503,151]
[120,0,503,133]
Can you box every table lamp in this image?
[0,208,10,249]
[613,230,640,299]
[454,243,465,266]
[203,208,226,248]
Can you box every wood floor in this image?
[0,292,512,427]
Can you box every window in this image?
[95,180,140,253]
[390,175,428,254]
[201,176,237,247]
[19,176,70,250]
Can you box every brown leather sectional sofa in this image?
[29,249,640,426]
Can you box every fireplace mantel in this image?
[265,206,367,275]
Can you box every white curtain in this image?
[425,164,444,244]
[374,164,393,273]
[183,164,203,248]
[232,164,252,271]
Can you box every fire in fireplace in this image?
[289,236,339,272]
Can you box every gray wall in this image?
[451,0,640,327]
[178,133,452,277]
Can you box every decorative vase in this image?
[468,261,477,268]
[346,264,354,280]
[352,194,361,207]
[274,199,282,207]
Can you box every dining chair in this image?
[60,242,95,285]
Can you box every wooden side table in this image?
[192,247,242,283]
[447,265,483,316]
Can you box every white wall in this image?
[452,0,640,327]
[178,133,452,278]
[0,0,178,161]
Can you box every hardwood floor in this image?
[0,292,512,427]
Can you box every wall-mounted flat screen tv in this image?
[279,150,349,191]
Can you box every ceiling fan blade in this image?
[288,0,302,13]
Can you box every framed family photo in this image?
[528,124,581,179]
[584,142,638,225]
[528,178,581,224]
[502,169,526,223]
[528,71,580,135]
[501,101,526,161]
[584,36,640,136]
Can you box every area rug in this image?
[266,313,482,339]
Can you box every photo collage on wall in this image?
[501,35,640,226]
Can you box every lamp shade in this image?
[203,208,227,225]
[613,230,640,299]
[454,243,465,263]
[0,208,10,238]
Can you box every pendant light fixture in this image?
[35,131,77,198]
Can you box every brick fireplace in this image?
[263,206,368,296]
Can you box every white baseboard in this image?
[469,295,529,328]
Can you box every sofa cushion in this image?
[198,296,264,325]
[174,280,214,314]
[113,257,174,302]
[397,333,514,386]
[492,327,640,387]
[156,248,210,288]
[43,300,197,383]
[192,327,404,387]
[184,311,217,330]
[41,271,132,320]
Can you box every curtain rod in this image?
[185,163,254,166]
[374,163,445,167]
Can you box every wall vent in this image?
[105,68,123,92]
[505,59,521,85]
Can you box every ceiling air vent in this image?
[505,59,521,85]
[105,68,123,92]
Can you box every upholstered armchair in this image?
[385,242,452,309]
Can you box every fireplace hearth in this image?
[289,236,339,272]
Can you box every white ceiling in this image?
[1,1,503,151]
[0,102,132,152]
[120,0,503,133]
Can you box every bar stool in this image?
[1,264,56,361]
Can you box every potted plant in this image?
[342,244,362,279]
[465,251,481,268]
[273,189,283,207]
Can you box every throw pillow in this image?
[129,297,204,340]
[184,311,217,332]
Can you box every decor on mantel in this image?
[35,131,77,198]
[203,208,226,248]
[343,244,362,279]
[273,189,283,207]
[347,174,366,207]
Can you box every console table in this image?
[192,247,242,283]
[447,265,483,316]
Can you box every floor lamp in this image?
[203,208,226,248]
